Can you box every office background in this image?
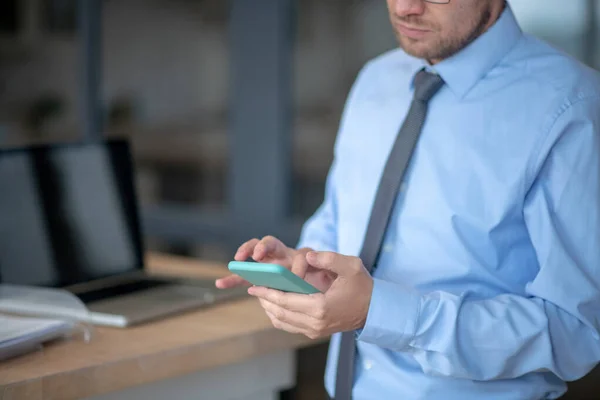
[0,1,599,398]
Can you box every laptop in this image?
[0,139,247,327]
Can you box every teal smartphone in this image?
[228,261,320,294]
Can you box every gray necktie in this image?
[333,69,445,400]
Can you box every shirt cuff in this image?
[356,278,422,351]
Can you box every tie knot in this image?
[413,69,445,102]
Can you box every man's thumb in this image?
[306,251,350,275]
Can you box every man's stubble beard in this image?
[395,6,493,62]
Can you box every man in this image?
[217,0,600,398]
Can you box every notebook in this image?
[0,314,74,361]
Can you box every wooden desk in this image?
[0,253,324,400]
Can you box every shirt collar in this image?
[411,4,523,99]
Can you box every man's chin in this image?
[399,44,433,60]
[399,41,452,62]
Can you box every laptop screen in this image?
[0,139,144,287]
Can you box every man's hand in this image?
[248,251,373,339]
[215,235,294,289]
[215,236,335,293]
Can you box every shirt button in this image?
[383,243,393,253]
[364,360,374,370]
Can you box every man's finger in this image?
[234,238,259,261]
[248,286,322,316]
[252,236,280,261]
[259,299,315,331]
[265,311,305,335]
[290,252,309,279]
[215,274,250,289]
[306,251,360,276]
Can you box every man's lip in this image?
[395,23,431,39]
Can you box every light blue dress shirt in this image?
[297,5,600,400]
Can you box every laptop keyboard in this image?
[75,279,172,304]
